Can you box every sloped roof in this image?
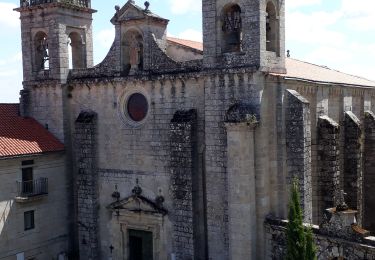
[170,38,375,87]
[277,58,375,87]
[167,37,203,52]
[0,104,64,158]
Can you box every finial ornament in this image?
[336,190,349,212]
[132,178,142,196]
[144,1,150,12]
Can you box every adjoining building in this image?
[2,0,375,259]
[0,104,69,260]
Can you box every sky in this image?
[0,0,374,103]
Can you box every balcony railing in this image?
[20,0,91,8]
[16,178,48,199]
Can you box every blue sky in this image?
[0,0,374,102]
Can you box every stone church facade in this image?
[6,0,375,259]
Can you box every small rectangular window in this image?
[24,210,35,231]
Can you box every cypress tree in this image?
[286,180,306,260]
[285,179,317,260]
[305,226,317,260]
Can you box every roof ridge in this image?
[287,57,375,84]
[167,36,202,43]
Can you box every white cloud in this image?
[285,1,375,82]
[286,11,344,46]
[168,0,201,15]
[176,29,202,42]
[341,0,375,32]
[96,28,115,49]
[0,2,19,28]
[287,0,322,9]
[0,51,24,102]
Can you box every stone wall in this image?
[364,111,375,232]
[225,121,258,260]
[170,109,198,260]
[203,72,263,260]
[285,89,312,222]
[317,116,340,224]
[74,110,99,260]
[0,153,69,260]
[344,111,363,224]
[265,217,375,260]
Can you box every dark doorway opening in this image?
[22,167,33,194]
[128,229,153,260]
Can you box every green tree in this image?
[285,179,317,260]
[305,226,317,260]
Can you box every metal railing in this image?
[16,178,48,198]
[20,0,91,8]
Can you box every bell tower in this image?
[15,0,96,83]
[202,0,286,73]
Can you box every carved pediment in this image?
[111,1,168,25]
[108,192,167,216]
[117,7,146,22]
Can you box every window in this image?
[24,210,35,231]
[266,1,279,54]
[222,4,242,53]
[34,32,49,71]
[126,93,149,122]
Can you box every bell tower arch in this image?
[202,0,286,73]
[15,0,96,83]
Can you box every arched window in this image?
[266,1,279,53]
[68,32,86,69]
[34,32,49,71]
[122,30,144,74]
[222,4,242,53]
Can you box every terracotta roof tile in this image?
[168,37,375,87]
[274,58,375,87]
[167,37,203,51]
[0,104,64,158]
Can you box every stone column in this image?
[74,110,99,260]
[285,89,312,222]
[317,116,340,224]
[364,111,375,231]
[225,122,257,260]
[343,111,363,225]
[170,109,198,260]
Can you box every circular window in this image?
[126,93,149,122]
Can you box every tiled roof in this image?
[275,58,375,87]
[170,37,375,87]
[167,37,203,52]
[0,104,64,158]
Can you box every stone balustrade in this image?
[20,0,91,8]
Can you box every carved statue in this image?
[129,34,141,68]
